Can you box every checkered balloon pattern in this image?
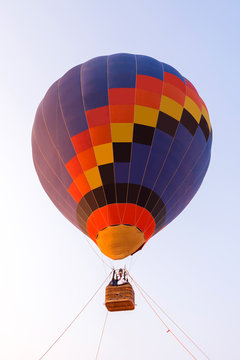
[32,54,212,258]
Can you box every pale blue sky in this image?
[0,1,240,359]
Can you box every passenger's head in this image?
[119,268,123,276]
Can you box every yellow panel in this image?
[84,166,102,189]
[134,105,158,127]
[160,96,183,121]
[97,224,145,260]
[184,96,202,123]
[94,142,113,165]
[111,123,133,142]
[202,105,211,130]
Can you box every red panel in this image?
[136,89,161,109]
[110,105,134,123]
[86,106,110,128]
[71,130,92,153]
[65,155,83,179]
[74,173,91,196]
[77,147,97,171]
[109,88,135,105]
[164,73,186,93]
[68,182,82,203]
[86,203,155,241]
[136,75,163,94]
[107,204,122,224]
[89,124,112,146]
[163,83,185,106]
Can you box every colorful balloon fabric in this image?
[32,54,212,260]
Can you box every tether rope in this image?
[95,311,109,359]
[37,273,111,360]
[129,274,199,360]
[131,276,211,360]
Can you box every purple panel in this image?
[32,105,73,189]
[32,137,77,211]
[58,65,88,137]
[36,167,84,232]
[42,81,76,164]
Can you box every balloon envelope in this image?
[32,54,212,260]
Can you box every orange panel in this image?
[77,147,97,171]
[86,106,110,128]
[109,88,135,105]
[65,155,83,179]
[185,85,202,110]
[89,124,112,146]
[74,173,91,196]
[136,75,163,94]
[68,182,82,203]
[184,78,198,93]
[136,89,161,109]
[110,105,134,123]
[164,73,186,93]
[163,83,185,106]
[71,130,92,153]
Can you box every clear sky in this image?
[0,0,240,359]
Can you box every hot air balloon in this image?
[32,53,212,262]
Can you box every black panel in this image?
[133,123,155,145]
[145,191,159,212]
[103,183,116,204]
[99,163,115,185]
[157,111,179,137]
[199,115,209,141]
[151,198,166,219]
[92,187,107,207]
[77,197,92,217]
[76,203,89,222]
[137,186,151,207]
[113,143,132,162]
[127,183,140,204]
[180,109,198,136]
[84,191,98,211]
[116,183,128,203]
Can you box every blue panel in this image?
[59,65,88,137]
[81,56,108,110]
[114,162,130,183]
[142,129,172,190]
[163,143,211,226]
[162,63,185,82]
[129,143,150,185]
[136,55,163,80]
[154,124,192,197]
[162,127,206,204]
[108,53,136,88]
[42,82,76,164]
[163,156,210,227]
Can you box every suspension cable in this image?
[95,311,109,359]
[83,233,113,270]
[37,273,111,360]
[129,274,199,360]
[131,276,211,360]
